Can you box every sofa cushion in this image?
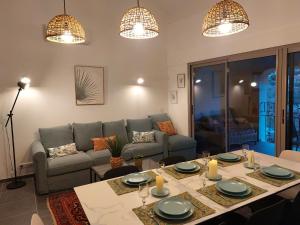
[122,143,163,160]
[47,151,92,176]
[73,122,102,151]
[126,118,152,141]
[103,120,129,145]
[39,124,73,150]
[148,114,171,130]
[86,149,111,166]
[168,135,197,152]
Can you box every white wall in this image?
[167,0,300,136]
[0,0,168,179]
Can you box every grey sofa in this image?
[32,119,167,194]
[148,114,197,160]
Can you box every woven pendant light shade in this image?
[202,0,249,37]
[46,0,85,44]
[120,1,159,39]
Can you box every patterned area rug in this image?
[47,191,90,225]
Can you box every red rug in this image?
[47,191,90,225]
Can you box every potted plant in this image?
[106,136,125,168]
[133,155,144,171]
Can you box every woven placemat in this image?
[198,177,267,207]
[107,171,164,196]
[163,161,205,180]
[247,165,300,187]
[133,192,215,225]
[212,154,247,167]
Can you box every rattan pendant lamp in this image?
[46,0,85,44]
[202,0,249,37]
[120,0,159,39]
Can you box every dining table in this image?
[74,150,300,225]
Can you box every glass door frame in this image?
[188,47,284,156]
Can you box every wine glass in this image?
[138,183,149,209]
[199,174,207,188]
[158,161,165,174]
[242,144,250,160]
[202,151,210,167]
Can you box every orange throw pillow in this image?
[157,121,177,136]
[92,136,116,152]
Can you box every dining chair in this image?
[159,156,186,166]
[220,198,288,225]
[277,150,300,200]
[282,191,300,225]
[31,213,44,225]
[103,165,139,180]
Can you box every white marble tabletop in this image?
[74,150,300,225]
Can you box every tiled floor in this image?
[0,177,53,225]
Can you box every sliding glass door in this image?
[228,56,277,156]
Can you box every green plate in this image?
[216,180,248,194]
[157,197,192,216]
[216,185,252,197]
[261,170,295,180]
[174,165,201,173]
[206,174,222,181]
[262,166,293,177]
[216,153,241,162]
[151,187,170,198]
[175,162,197,171]
[154,203,194,220]
[121,173,152,186]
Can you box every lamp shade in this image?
[46,14,85,44]
[202,0,249,37]
[120,6,159,39]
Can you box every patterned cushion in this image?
[92,136,116,151]
[157,121,177,136]
[132,131,155,144]
[48,143,78,159]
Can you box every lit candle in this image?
[208,159,218,178]
[248,150,255,167]
[156,175,164,192]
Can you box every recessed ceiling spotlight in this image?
[238,80,244,84]
[195,79,202,84]
[137,78,144,85]
[250,82,257,87]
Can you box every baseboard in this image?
[0,173,34,184]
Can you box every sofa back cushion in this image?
[148,113,171,130]
[73,122,103,151]
[103,120,129,145]
[39,124,74,150]
[126,118,152,141]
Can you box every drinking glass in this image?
[199,174,207,188]
[138,183,149,209]
[202,151,210,167]
[254,157,260,171]
[158,161,165,174]
[242,144,250,160]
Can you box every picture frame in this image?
[169,91,178,104]
[177,74,185,88]
[74,65,104,105]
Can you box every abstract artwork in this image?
[169,91,178,104]
[74,66,104,105]
[177,74,185,88]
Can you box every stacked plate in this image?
[216,180,252,197]
[153,197,195,220]
[121,173,152,186]
[261,166,294,179]
[174,162,200,173]
[216,153,241,162]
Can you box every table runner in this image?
[247,165,300,187]
[212,154,247,167]
[163,161,205,180]
[198,177,267,207]
[133,192,215,225]
[107,171,164,195]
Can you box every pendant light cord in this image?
[63,0,66,14]
[137,0,140,7]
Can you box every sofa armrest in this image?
[154,130,168,158]
[32,141,48,194]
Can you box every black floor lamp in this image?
[5,77,31,189]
